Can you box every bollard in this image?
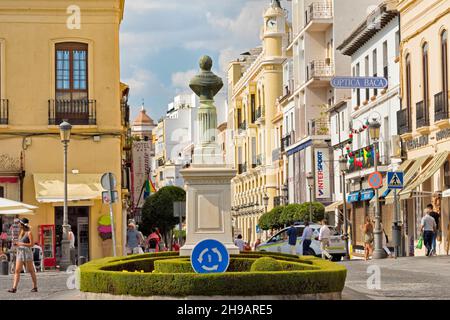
[1,260,9,275]
[78,256,86,266]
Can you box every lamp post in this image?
[369,118,386,259]
[306,172,314,223]
[59,121,72,270]
[339,156,350,260]
[263,194,269,214]
[282,184,288,206]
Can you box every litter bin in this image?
[1,260,9,275]
[78,256,86,266]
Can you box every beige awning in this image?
[33,174,105,203]
[370,159,414,204]
[0,197,37,215]
[385,155,431,204]
[325,200,343,212]
[399,151,449,201]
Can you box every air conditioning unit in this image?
[391,135,402,158]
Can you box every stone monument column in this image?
[180,56,239,256]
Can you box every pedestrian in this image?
[319,219,333,260]
[234,234,246,252]
[68,226,75,250]
[8,218,38,293]
[362,216,374,261]
[301,221,314,255]
[421,207,436,257]
[254,239,261,251]
[135,225,145,253]
[146,228,161,253]
[287,222,298,255]
[126,223,141,255]
[428,204,440,256]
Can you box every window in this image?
[406,54,412,118]
[422,43,430,112]
[365,56,370,101]
[395,31,400,58]
[356,63,361,106]
[55,42,88,100]
[290,112,294,133]
[335,114,339,134]
[442,30,448,108]
[341,110,345,132]
[373,49,378,96]
[250,94,256,123]
[383,40,388,82]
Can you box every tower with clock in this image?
[262,0,288,57]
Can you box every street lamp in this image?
[263,193,269,214]
[369,118,386,259]
[306,172,314,223]
[59,121,72,270]
[339,156,350,260]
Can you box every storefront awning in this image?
[347,191,360,203]
[385,155,431,204]
[0,197,37,215]
[33,174,105,203]
[399,151,449,201]
[325,200,343,212]
[360,189,375,201]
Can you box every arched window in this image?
[441,30,448,112]
[405,54,412,114]
[422,43,429,114]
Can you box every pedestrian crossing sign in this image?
[388,172,404,189]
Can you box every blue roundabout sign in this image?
[191,239,230,274]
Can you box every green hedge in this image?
[79,252,346,297]
[250,257,283,272]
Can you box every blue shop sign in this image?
[360,189,375,201]
[347,191,360,203]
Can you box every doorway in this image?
[54,206,90,263]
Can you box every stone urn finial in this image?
[189,55,223,101]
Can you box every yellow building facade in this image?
[396,0,449,255]
[229,1,289,244]
[0,0,128,261]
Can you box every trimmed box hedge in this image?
[78,251,346,297]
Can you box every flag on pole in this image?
[143,178,157,199]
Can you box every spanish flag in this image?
[143,178,157,199]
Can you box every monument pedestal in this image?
[179,166,239,256]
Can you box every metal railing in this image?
[307,60,334,80]
[434,91,448,122]
[305,2,333,26]
[281,131,295,151]
[308,119,329,136]
[0,99,8,125]
[397,108,410,135]
[416,100,429,129]
[48,99,96,125]
[238,163,247,175]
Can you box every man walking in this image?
[287,223,298,255]
[421,207,437,257]
[319,219,333,260]
[234,234,246,252]
[301,221,313,255]
[428,204,440,256]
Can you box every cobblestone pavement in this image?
[341,256,450,300]
[0,271,81,300]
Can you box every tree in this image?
[259,206,285,231]
[280,204,302,225]
[280,202,326,224]
[141,186,186,245]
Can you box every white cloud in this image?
[171,69,197,92]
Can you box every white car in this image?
[256,224,346,261]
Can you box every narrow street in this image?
[341,256,450,300]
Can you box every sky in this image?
[120,0,289,122]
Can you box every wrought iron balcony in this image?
[121,100,130,127]
[307,60,334,80]
[255,106,265,122]
[281,131,295,151]
[48,99,96,125]
[238,163,247,175]
[0,99,8,125]
[416,100,429,129]
[305,2,333,26]
[397,108,411,135]
[434,91,448,122]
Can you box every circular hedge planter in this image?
[78,251,347,299]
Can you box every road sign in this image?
[331,76,388,89]
[191,239,230,274]
[368,171,383,189]
[388,172,404,189]
[173,201,186,218]
[101,172,117,191]
[102,191,118,204]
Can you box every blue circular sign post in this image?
[191,239,230,274]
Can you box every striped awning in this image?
[399,151,449,200]
[385,155,431,204]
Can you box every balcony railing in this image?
[238,163,247,175]
[416,100,429,129]
[256,154,265,167]
[0,99,8,125]
[238,121,247,133]
[397,108,411,135]
[49,99,96,125]
[308,119,329,136]
[121,101,130,127]
[345,143,380,174]
[255,106,265,121]
[305,2,333,26]
[273,196,283,207]
[281,131,295,151]
[435,91,448,122]
[307,60,334,80]
[157,158,165,167]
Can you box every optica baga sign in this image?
[315,148,330,199]
[331,76,388,89]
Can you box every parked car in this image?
[256,223,346,261]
